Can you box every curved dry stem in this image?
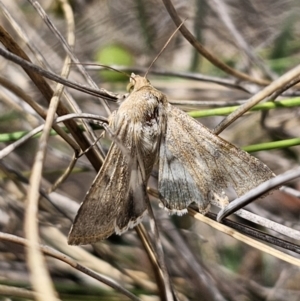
[148,187,300,254]
[217,167,300,222]
[47,151,78,194]
[209,0,275,80]
[24,2,76,300]
[137,211,174,301]
[0,232,140,301]
[0,1,47,68]
[28,0,107,162]
[280,186,300,198]
[213,64,300,134]
[86,65,252,93]
[28,0,112,116]
[0,113,108,160]
[135,225,167,301]
[160,218,227,301]
[161,0,269,86]
[0,75,79,151]
[0,25,104,171]
[1,0,77,143]
[0,284,39,300]
[0,46,118,101]
[189,209,300,267]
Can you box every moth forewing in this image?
[158,104,274,214]
[68,75,166,245]
[68,138,149,245]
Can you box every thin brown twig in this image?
[159,218,227,301]
[213,63,300,134]
[135,225,166,301]
[0,284,39,300]
[280,186,300,198]
[217,167,300,222]
[0,75,79,151]
[86,65,252,93]
[47,152,78,194]
[260,76,300,129]
[32,0,106,162]
[0,25,102,171]
[0,113,108,160]
[24,7,75,300]
[161,0,270,86]
[0,46,118,101]
[23,3,80,299]
[0,232,140,301]
[0,1,49,69]
[140,203,175,301]
[189,209,300,267]
[209,0,275,80]
[28,0,112,116]
[148,187,300,256]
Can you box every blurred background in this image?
[0,0,300,300]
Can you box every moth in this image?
[68,74,274,245]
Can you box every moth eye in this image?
[126,82,134,93]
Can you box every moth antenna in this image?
[71,62,131,78]
[144,18,186,78]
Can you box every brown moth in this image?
[68,74,274,245]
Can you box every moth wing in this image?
[68,142,148,245]
[159,134,208,214]
[158,105,274,214]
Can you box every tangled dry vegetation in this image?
[0,1,300,300]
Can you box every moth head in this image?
[127,73,151,93]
